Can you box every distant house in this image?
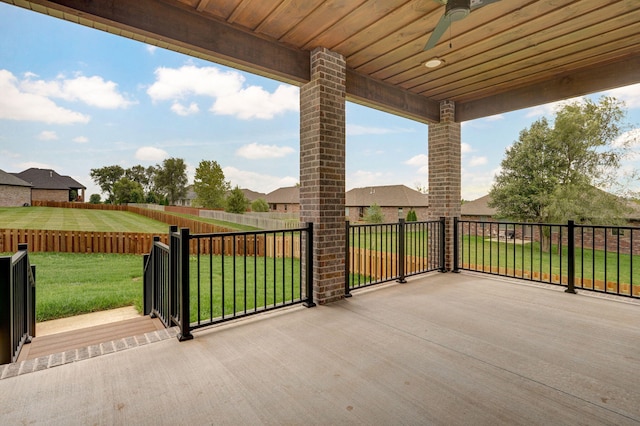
[460,194,497,221]
[265,186,299,213]
[176,185,197,207]
[0,169,32,207]
[12,168,86,203]
[241,188,266,203]
[346,185,429,223]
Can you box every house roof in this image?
[265,186,299,204]
[461,194,497,217]
[346,185,428,208]
[241,189,266,202]
[12,168,86,190]
[0,169,32,187]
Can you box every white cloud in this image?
[236,143,295,159]
[38,130,58,141]
[613,127,640,148]
[461,143,474,154]
[171,102,199,116]
[605,83,640,109]
[468,156,488,167]
[17,160,56,170]
[525,96,584,118]
[405,154,429,174]
[20,73,135,109]
[346,170,396,190]
[73,136,89,143]
[211,84,298,120]
[147,65,244,101]
[148,64,299,119]
[0,69,89,124]
[347,124,410,136]
[146,45,158,54]
[135,146,169,162]
[223,166,297,193]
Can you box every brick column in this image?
[428,100,461,270]
[300,47,346,304]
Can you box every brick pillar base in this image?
[300,47,346,304]
[428,100,461,270]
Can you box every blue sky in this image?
[1,3,639,201]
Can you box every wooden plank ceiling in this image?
[5,0,640,123]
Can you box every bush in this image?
[89,194,102,204]
[225,186,250,213]
[251,198,269,212]
[406,209,417,222]
[364,203,384,223]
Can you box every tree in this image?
[406,209,417,222]
[90,165,124,203]
[489,97,634,227]
[89,194,101,204]
[251,198,269,212]
[154,158,188,205]
[193,160,230,209]
[364,203,384,223]
[113,178,145,205]
[225,186,250,213]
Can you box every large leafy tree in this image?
[113,177,145,205]
[193,160,230,209]
[90,165,125,204]
[489,96,635,226]
[154,158,188,205]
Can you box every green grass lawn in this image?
[459,236,640,286]
[0,206,167,233]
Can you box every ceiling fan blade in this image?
[423,14,451,50]
[470,0,501,9]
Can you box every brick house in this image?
[11,168,86,203]
[345,185,429,223]
[0,169,32,207]
[265,186,299,213]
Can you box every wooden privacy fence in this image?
[349,247,436,280]
[0,229,302,257]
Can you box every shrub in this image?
[89,194,102,204]
[406,209,417,222]
[364,203,384,223]
[251,198,269,212]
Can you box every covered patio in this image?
[2,273,639,424]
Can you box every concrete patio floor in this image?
[1,272,639,425]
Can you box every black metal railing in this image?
[0,244,36,364]
[455,218,640,299]
[188,223,315,330]
[346,218,444,294]
[144,224,315,340]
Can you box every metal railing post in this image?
[303,222,316,307]
[439,217,447,272]
[169,225,178,322]
[143,252,150,315]
[18,244,33,344]
[345,221,352,296]
[0,256,11,364]
[30,264,36,339]
[397,219,407,283]
[178,227,193,341]
[453,217,460,273]
[565,220,576,294]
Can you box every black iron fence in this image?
[346,218,445,293]
[456,219,640,299]
[0,244,36,364]
[144,224,315,339]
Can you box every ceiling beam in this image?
[456,55,640,122]
[346,69,440,124]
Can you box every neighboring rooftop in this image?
[461,194,497,217]
[346,185,428,207]
[0,169,31,187]
[12,168,85,190]
[265,186,299,204]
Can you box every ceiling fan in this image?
[423,0,501,51]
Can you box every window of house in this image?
[611,228,625,236]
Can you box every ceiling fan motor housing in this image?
[446,0,471,21]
